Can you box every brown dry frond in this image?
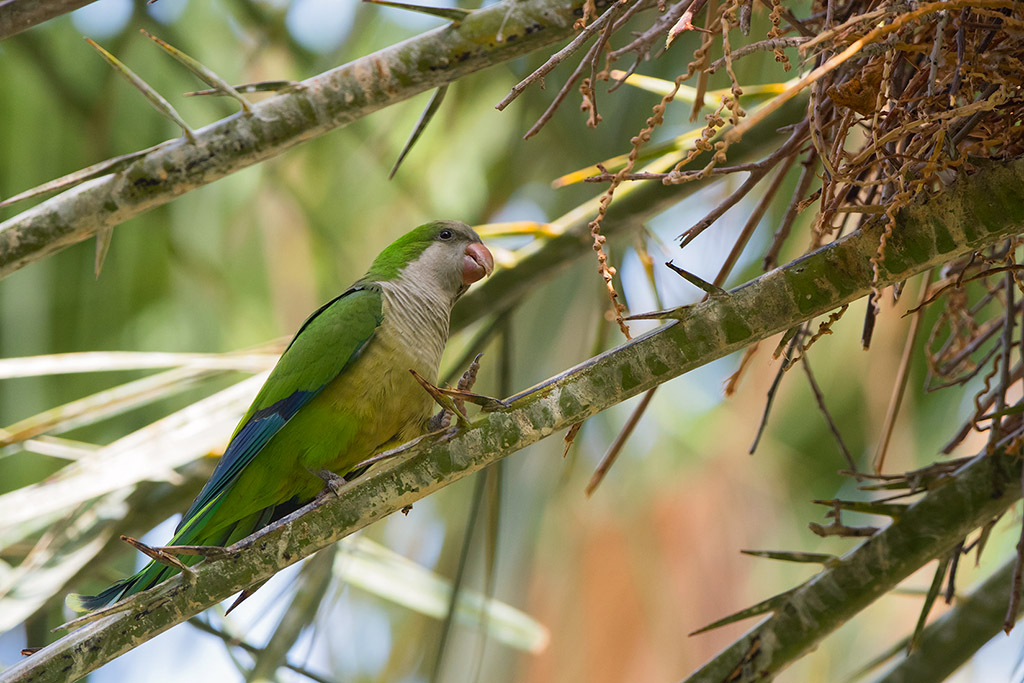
[520,0,1022,417]
[527,0,1022,248]
[514,4,1024,607]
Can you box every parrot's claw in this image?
[410,369,471,427]
[414,352,508,430]
[312,469,348,498]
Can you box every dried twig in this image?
[678,121,809,246]
[495,0,636,111]
[874,272,933,473]
[801,355,858,473]
[608,0,698,61]
[707,36,809,72]
[585,388,657,496]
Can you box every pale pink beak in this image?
[462,242,494,285]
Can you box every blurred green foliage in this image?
[1,1,1017,682]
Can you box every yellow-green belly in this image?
[200,340,434,543]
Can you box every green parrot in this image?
[69,220,493,612]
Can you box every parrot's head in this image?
[368,220,494,302]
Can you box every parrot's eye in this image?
[438,229,454,240]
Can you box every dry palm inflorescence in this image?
[510,0,1024,465]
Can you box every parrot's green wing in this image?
[176,284,383,534]
[68,285,385,612]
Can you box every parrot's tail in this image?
[65,490,237,613]
[65,497,301,613]
[66,576,138,612]
[66,560,179,613]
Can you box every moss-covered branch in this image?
[680,161,1024,682]
[0,0,99,41]
[3,160,1023,683]
[0,0,620,280]
[685,449,1022,682]
[875,558,1022,683]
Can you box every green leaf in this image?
[335,536,549,653]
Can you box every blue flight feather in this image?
[175,285,382,533]
[175,389,317,532]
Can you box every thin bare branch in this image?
[0,0,628,281]
[495,0,638,112]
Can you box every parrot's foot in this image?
[312,469,348,498]
[423,386,509,427]
[450,352,510,411]
[411,372,510,427]
[410,369,471,427]
[418,353,511,430]
[427,408,452,431]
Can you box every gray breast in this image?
[378,280,451,376]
